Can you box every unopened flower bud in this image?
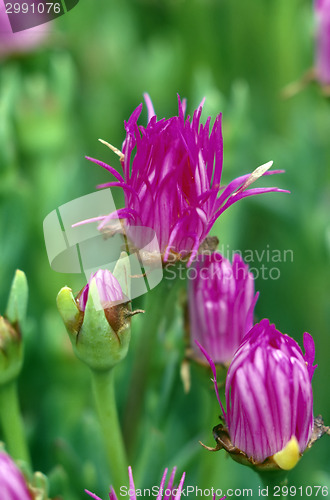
[0,270,28,386]
[198,319,317,472]
[188,252,257,365]
[57,258,142,371]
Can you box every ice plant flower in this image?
[315,0,330,86]
[0,450,31,500]
[57,265,141,371]
[81,95,288,266]
[188,252,257,364]
[198,319,317,471]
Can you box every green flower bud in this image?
[0,270,28,386]
[57,254,142,371]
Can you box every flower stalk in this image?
[90,368,128,492]
[0,381,31,467]
[0,270,30,469]
[123,273,184,455]
[57,261,143,490]
[258,470,287,500]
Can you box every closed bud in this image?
[198,319,317,471]
[0,270,28,386]
[188,252,257,365]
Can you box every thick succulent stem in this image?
[91,368,128,492]
[0,381,31,469]
[258,470,287,499]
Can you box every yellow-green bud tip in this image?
[56,287,81,335]
[6,269,28,326]
[273,436,300,470]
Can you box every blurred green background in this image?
[1,0,329,498]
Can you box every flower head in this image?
[82,95,288,266]
[315,0,330,85]
[0,450,31,500]
[188,252,257,364]
[198,319,317,470]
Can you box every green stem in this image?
[0,381,31,468]
[123,278,181,455]
[198,382,227,490]
[90,368,128,492]
[258,470,287,499]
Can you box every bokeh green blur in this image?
[0,0,329,498]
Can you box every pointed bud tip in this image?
[5,269,28,325]
[56,287,81,332]
[56,286,75,304]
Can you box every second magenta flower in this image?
[188,252,257,365]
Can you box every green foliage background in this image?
[0,0,329,498]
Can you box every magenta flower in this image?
[198,319,317,469]
[188,252,257,364]
[0,451,31,500]
[77,269,125,312]
[83,95,288,265]
[315,0,330,85]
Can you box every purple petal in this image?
[195,341,227,420]
[85,490,103,500]
[303,332,317,380]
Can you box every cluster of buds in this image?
[55,94,324,486]
[185,243,324,473]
